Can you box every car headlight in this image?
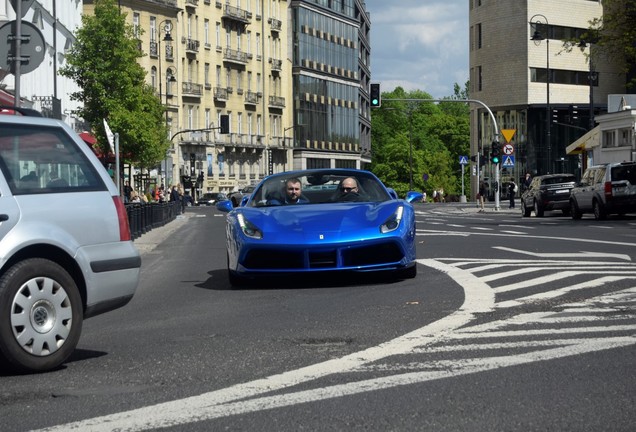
[380,205,404,233]
[237,213,263,239]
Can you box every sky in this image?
[364,0,469,98]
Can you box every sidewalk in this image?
[133,212,193,254]
[417,199,521,214]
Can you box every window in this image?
[0,125,105,194]
[204,19,210,46]
[477,23,482,49]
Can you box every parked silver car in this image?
[569,162,636,220]
[0,108,141,372]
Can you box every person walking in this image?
[478,181,486,212]
[508,180,517,208]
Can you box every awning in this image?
[79,131,97,145]
[0,89,15,106]
[566,126,600,155]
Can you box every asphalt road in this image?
[1,202,635,431]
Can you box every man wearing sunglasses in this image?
[335,177,362,202]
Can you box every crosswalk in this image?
[360,258,636,375]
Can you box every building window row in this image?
[530,67,599,86]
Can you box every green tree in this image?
[369,86,470,199]
[60,0,169,167]
[587,0,636,91]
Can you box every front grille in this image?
[243,241,404,271]
[342,243,403,267]
[244,249,304,269]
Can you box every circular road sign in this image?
[0,20,46,75]
[503,144,514,155]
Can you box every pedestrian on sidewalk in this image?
[478,181,486,212]
[508,180,517,208]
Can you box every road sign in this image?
[502,155,515,167]
[0,20,45,74]
[10,0,36,18]
[501,129,516,143]
[459,155,469,165]
[503,144,514,155]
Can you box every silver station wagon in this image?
[0,108,141,372]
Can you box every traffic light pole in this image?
[377,98,501,210]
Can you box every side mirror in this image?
[405,191,424,203]
[216,200,233,213]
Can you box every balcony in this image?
[268,95,285,108]
[244,91,259,106]
[185,0,198,8]
[182,81,203,98]
[183,38,200,54]
[269,57,282,72]
[223,47,248,65]
[268,17,282,33]
[149,41,158,57]
[223,4,250,24]
[214,86,228,101]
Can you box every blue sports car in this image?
[216,169,423,286]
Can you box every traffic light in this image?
[490,141,500,164]
[370,83,381,107]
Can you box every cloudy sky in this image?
[364,0,469,98]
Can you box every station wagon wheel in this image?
[533,200,544,217]
[593,200,606,220]
[0,258,83,373]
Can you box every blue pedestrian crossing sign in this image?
[459,155,469,165]
[502,155,515,167]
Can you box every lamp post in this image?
[530,14,551,173]
[157,20,173,181]
[578,40,597,131]
[283,124,304,171]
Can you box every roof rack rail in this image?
[0,106,43,117]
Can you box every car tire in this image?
[0,258,83,373]
[593,200,606,220]
[397,264,417,279]
[522,201,531,217]
[570,200,582,220]
[534,200,544,217]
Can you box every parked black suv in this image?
[569,162,636,220]
[521,173,576,217]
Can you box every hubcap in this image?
[11,277,73,356]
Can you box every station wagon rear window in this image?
[0,124,106,195]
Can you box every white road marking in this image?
[37,259,636,431]
[494,246,632,261]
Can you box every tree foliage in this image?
[60,0,169,167]
[588,0,636,90]
[369,85,470,199]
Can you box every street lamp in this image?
[283,124,304,171]
[578,40,597,131]
[157,20,173,182]
[530,14,551,173]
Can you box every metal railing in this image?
[126,201,182,240]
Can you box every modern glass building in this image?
[290,0,371,170]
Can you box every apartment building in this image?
[469,0,625,194]
[88,0,370,196]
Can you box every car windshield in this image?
[248,170,392,207]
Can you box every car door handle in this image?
[0,214,8,222]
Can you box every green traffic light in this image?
[492,157,500,164]
[372,98,378,106]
